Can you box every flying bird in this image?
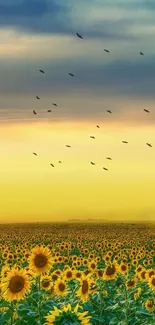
[107,110,112,114]
[33,110,37,115]
[122,141,128,144]
[90,162,95,165]
[96,125,100,128]
[33,153,37,156]
[39,69,45,73]
[47,110,51,112]
[76,32,83,39]
[58,161,62,163]
[104,49,110,53]
[69,73,75,77]
[52,103,57,107]
[146,143,152,147]
[36,96,40,100]
[106,157,112,160]
[103,167,108,171]
[66,145,71,148]
[90,136,95,139]
[143,109,150,113]
[50,163,54,167]
[140,52,144,56]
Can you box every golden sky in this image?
[0,121,155,223]
[1,1,155,223]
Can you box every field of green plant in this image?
[0,222,154,325]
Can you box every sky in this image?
[0,0,155,223]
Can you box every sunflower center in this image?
[76,272,81,278]
[66,271,72,278]
[42,279,50,288]
[82,280,89,294]
[90,263,95,269]
[106,265,115,276]
[52,274,58,281]
[149,271,154,277]
[151,278,155,285]
[127,280,134,286]
[9,275,25,293]
[58,282,66,292]
[121,265,127,271]
[34,254,47,268]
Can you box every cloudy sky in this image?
[0,0,155,223]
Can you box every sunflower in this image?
[119,263,128,275]
[44,303,92,325]
[103,263,118,281]
[73,270,82,280]
[148,276,155,291]
[139,269,147,282]
[1,267,31,302]
[88,260,96,272]
[63,268,73,281]
[145,299,155,312]
[126,277,137,289]
[28,246,52,275]
[54,279,68,296]
[1,266,10,279]
[146,269,155,280]
[134,287,142,300]
[76,274,93,302]
[41,275,52,291]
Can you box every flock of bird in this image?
[30,32,152,170]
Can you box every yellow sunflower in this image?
[145,299,155,312]
[1,267,31,302]
[54,279,68,296]
[76,274,93,302]
[41,275,52,291]
[44,304,92,325]
[148,275,155,291]
[126,277,137,289]
[103,263,118,281]
[28,246,52,275]
[134,287,142,300]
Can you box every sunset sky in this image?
[0,0,155,223]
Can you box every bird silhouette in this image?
[36,96,40,100]
[146,143,152,147]
[90,162,95,165]
[106,157,112,160]
[69,73,75,77]
[96,125,100,128]
[143,109,150,113]
[50,163,54,167]
[103,167,108,171]
[33,152,37,156]
[52,103,57,107]
[76,32,83,39]
[39,69,45,73]
[90,136,95,139]
[122,141,128,144]
[33,110,37,115]
[66,145,71,147]
[107,110,112,114]
[58,161,62,163]
[104,49,110,53]
[140,52,144,56]
[47,110,51,112]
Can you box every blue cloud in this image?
[0,0,49,17]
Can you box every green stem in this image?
[124,285,129,325]
[10,301,14,325]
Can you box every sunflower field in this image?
[0,222,154,325]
